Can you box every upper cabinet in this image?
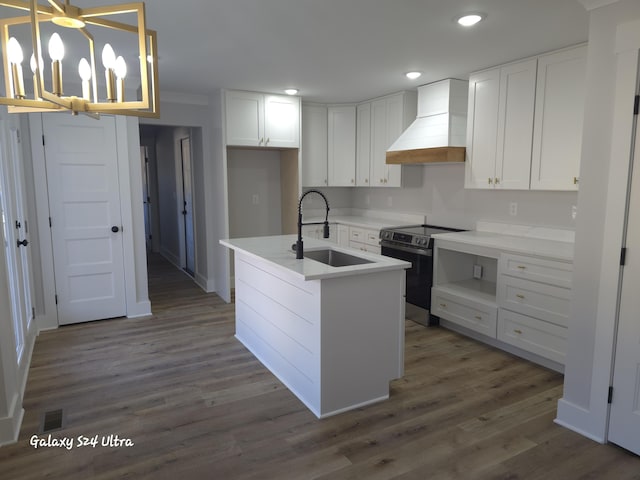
[359,91,417,187]
[466,59,537,189]
[302,104,328,187]
[225,90,300,148]
[327,105,356,186]
[531,45,587,191]
[465,44,586,191]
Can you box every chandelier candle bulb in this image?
[48,33,64,96]
[114,56,127,102]
[102,43,117,102]
[78,58,92,101]
[7,37,25,99]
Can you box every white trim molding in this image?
[578,0,622,11]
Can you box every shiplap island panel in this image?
[221,235,410,418]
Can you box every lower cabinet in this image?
[348,226,381,254]
[302,223,337,243]
[432,239,572,370]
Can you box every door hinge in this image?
[49,217,52,228]
[635,95,640,115]
[32,307,35,320]
[620,247,627,266]
[42,134,45,146]
[16,130,21,143]
[55,294,58,305]
[608,386,614,404]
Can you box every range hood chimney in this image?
[387,78,469,164]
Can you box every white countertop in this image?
[432,230,574,261]
[220,234,411,280]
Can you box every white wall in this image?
[351,165,578,229]
[227,149,283,238]
[556,0,640,443]
[154,126,181,265]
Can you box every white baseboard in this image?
[0,394,24,447]
[127,300,152,318]
[555,397,606,443]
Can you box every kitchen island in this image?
[220,235,410,418]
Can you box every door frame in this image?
[178,134,196,276]
[29,113,151,330]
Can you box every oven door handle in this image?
[381,241,433,257]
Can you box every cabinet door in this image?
[531,45,586,190]
[337,225,350,247]
[465,68,500,189]
[385,94,404,187]
[302,104,328,187]
[495,59,537,190]
[370,99,389,186]
[327,105,356,186]
[225,90,264,146]
[356,103,371,186]
[264,95,300,148]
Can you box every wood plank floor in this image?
[1,253,639,479]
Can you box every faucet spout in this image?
[295,189,330,259]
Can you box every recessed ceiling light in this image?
[456,14,484,27]
[284,88,298,95]
[405,71,422,80]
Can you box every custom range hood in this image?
[387,78,469,164]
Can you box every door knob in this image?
[17,239,28,247]
[111,226,120,233]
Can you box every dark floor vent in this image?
[41,409,64,433]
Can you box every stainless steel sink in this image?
[304,248,373,267]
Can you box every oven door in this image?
[380,241,433,310]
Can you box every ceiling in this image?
[1,1,590,104]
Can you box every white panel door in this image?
[609,117,640,455]
[43,114,126,325]
[0,119,34,372]
[465,68,500,189]
[531,45,586,190]
[495,59,537,190]
[264,95,300,148]
[327,105,356,186]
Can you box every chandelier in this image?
[0,0,159,118]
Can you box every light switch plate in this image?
[473,264,483,279]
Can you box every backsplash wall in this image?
[350,164,578,230]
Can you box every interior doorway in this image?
[139,124,200,281]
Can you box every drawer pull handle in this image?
[440,303,447,308]
[474,315,482,320]
[516,294,525,299]
[517,265,526,270]
[514,329,523,334]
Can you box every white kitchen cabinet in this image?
[301,223,337,243]
[356,103,372,186]
[327,105,356,186]
[225,90,300,148]
[302,104,328,187]
[366,92,417,187]
[348,226,381,254]
[432,236,572,371]
[337,224,350,247]
[465,58,537,189]
[531,45,587,190]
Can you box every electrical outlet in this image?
[473,264,483,279]
[571,205,577,220]
[252,194,259,205]
[509,202,518,216]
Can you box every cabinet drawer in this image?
[349,227,365,243]
[431,289,497,338]
[500,253,572,288]
[365,230,380,247]
[349,240,380,255]
[497,309,567,364]
[497,275,570,327]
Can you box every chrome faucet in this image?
[294,189,330,259]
